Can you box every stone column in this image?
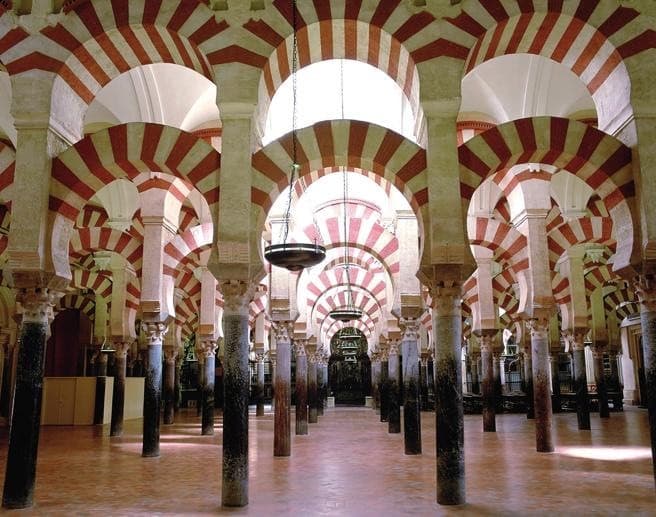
[431,285,465,505]
[273,322,292,456]
[379,349,390,422]
[522,344,534,419]
[549,354,561,412]
[592,344,610,418]
[567,329,591,430]
[97,350,109,377]
[2,289,57,509]
[493,350,503,413]
[401,319,421,454]
[419,354,429,409]
[308,351,319,424]
[371,353,381,412]
[110,341,132,437]
[255,352,265,416]
[141,321,167,457]
[199,338,217,435]
[387,340,401,434]
[317,358,326,416]
[196,354,204,417]
[528,318,554,452]
[163,347,177,425]
[220,281,252,507]
[470,352,480,395]
[294,340,308,435]
[480,332,496,432]
[174,356,181,412]
[634,275,656,485]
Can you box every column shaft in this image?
[256,356,265,416]
[402,324,421,454]
[380,360,389,422]
[550,355,561,413]
[202,353,215,435]
[524,350,534,419]
[295,348,308,435]
[110,345,128,437]
[481,346,495,432]
[274,329,291,456]
[163,353,176,425]
[388,344,401,434]
[531,321,554,452]
[593,347,610,418]
[2,295,51,510]
[308,359,318,424]
[142,340,163,457]
[572,344,591,430]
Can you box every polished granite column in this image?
[2,288,56,509]
[110,341,132,437]
[200,338,217,436]
[635,275,656,485]
[529,317,554,452]
[550,354,561,413]
[163,346,178,425]
[480,332,496,432]
[387,340,401,434]
[523,344,534,419]
[592,344,610,418]
[401,318,421,454]
[273,322,292,457]
[294,341,308,435]
[431,285,465,505]
[317,359,326,416]
[141,321,167,457]
[308,353,318,424]
[371,353,381,413]
[568,329,591,430]
[221,281,252,507]
[379,352,389,423]
[255,352,265,417]
[470,352,480,395]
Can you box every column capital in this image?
[591,343,606,359]
[527,316,550,336]
[388,340,401,356]
[294,339,307,356]
[18,288,61,324]
[255,352,266,362]
[426,283,462,317]
[112,340,132,358]
[399,317,421,341]
[562,327,588,351]
[273,321,294,343]
[478,330,497,353]
[634,274,656,312]
[220,280,256,314]
[141,321,168,344]
[197,338,217,358]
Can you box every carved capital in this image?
[591,343,606,359]
[634,274,656,313]
[141,321,168,345]
[428,284,462,317]
[294,339,307,356]
[113,341,132,358]
[527,317,549,337]
[220,280,255,314]
[255,352,266,362]
[197,338,217,359]
[478,331,497,354]
[399,317,421,342]
[388,340,401,356]
[562,328,587,351]
[273,321,293,343]
[18,288,60,324]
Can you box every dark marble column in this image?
[163,347,177,425]
[273,322,292,456]
[401,319,421,454]
[371,354,381,412]
[2,289,55,509]
[431,285,465,505]
[308,354,318,424]
[592,344,610,418]
[470,353,480,395]
[317,359,325,416]
[387,340,401,434]
[634,276,656,486]
[568,330,591,430]
[97,351,109,377]
[549,354,561,413]
[221,282,252,507]
[110,341,131,437]
[255,352,265,416]
[493,351,503,414]
[523,345,534,419]
[200,339,216,436]
[196,354,204,417]
[529,318,554,452]
[294,341,308,435]
[380,355,389,422]
[141,321,167,458]
[480,332,496,432]
[419,355,429,410]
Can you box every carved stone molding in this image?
[429,285,462,317]
[197,338,217,359]
[479,332,496,354]
[113,341,132,359]
[562,328,588,352]
[400,318,421,342]
[18,288,60,324]
[141,321,168,345]
[294,339,307,356]
[273,321,293,343]
[220,280,255,314]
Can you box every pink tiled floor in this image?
[0,406,654,515]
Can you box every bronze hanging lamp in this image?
[264,0,325,272]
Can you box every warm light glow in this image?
[559,446,652,461]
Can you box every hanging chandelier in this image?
[263,0,325,272]
[328,166,363,323]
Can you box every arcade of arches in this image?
[0,0,655,512]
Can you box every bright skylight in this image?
[263,59,416,145]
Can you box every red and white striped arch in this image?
[492,267,520,317]
[76,205,109,228]
[0,141,14,203]
[58,293,96,321]
[447,2,653,130]
[71,268,112,299]
[70,227,143,276]
[163,223,213,276]
[468,217,528,273]
[252,120,427,234]
[547,217,615,269]
[293,166,393,201]
[458,116,633,268]
[51,123,220,224]
[552,273,571,306]
[324,319,373,344]
[604,284,638,321]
